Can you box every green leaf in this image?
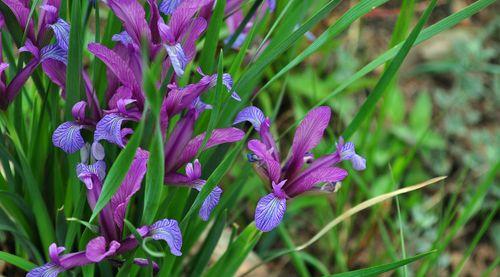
[89,111,147,222]
[0,251,36,272]
[342,0,437,140]
[188,211,227,277]
[141,54,165,226]
[259,0,389,93]
[66,0,84,117]
[199,0,226,73]
[409,91,432,134]
[332,250,436,277]
[66,217,99,233]
[204,224,262,277]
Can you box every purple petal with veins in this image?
[165,43,187,77]
[284,106,331,180]
[199,186,222,221]
[94,113,127,147]
[340,141,355,160]
[76,161,107,190]
[50,18,70,51]
[351,154,366,171]
[52,121,85,153]
[85,236,120,262]
[112,31,134,47]
[27,262,65,277]
[40,44,68,64]
[255,192,286,232]
[149,219,183,256]
[159,0,182,15]
[110,149,149,232]
[233,106,266,131]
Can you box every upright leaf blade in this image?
[342,0,438,139]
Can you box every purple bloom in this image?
[52,101,88,153]
[234,106,366,232]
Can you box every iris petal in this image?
[149,219,183,256]
[52,121,85,154]
[233,106,266,131]
[255,193,286,232]
[27,262,65,277]
[94,114,127,147]
[165,43,187,77]
[199,186,222,221]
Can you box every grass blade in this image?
[332,250,436,277]
[199,0,226,73]
[257,0,389,94]
[0,251,36,272]
[205,224,262,277]
[342,0,437,140]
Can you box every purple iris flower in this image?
[234,106,366,232]
[35,138,183,276]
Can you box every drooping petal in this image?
[340,141,355,160]
[199,186,222,221]
[284,106,331,180]
[351,154,366,171]
[177,128,245,168]
[110,149,149,231]
[85,236,121,262]
[164,43,187,76]
[149,219,183,256]
[52,121,85,153]
[106,0,151,45]
[40,44,68,64]
[159,0,182,15]
[50,18,70,51]
[247,139,281,183]
[286,167,348,197]
[94,113,127,147]
[27,262,65,277]
[233,106,266,131]
[255,193,286,232]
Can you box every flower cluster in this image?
[234,106,366,232]
[0,0,251,275]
